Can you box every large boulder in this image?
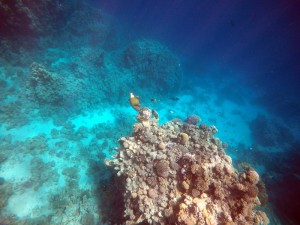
[118,39,183,94]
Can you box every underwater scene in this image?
[0,0,300,224]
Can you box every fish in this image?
[129,93,141,111]
[152,110,159,119]
[151,98,160,102]
[170,97,179,101]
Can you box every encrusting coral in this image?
[185,115,201,125]
[107,102,269,225]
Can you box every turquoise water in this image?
[0,1,299,224]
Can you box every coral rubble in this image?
[108,113,269,224]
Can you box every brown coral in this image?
[177,132,189,145]
[154,160,170,178]
[146,177,158,187]
[158,141,166,150]
[148,188,158,199]
[245,184,259,198]
[164,207,173,217]
[247,170,260,184]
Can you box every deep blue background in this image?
[93,0,300,97]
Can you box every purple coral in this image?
[184,115,200,125]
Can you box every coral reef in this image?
[27,62,84,107]
[28,62,66,105]
[108,113,269,224]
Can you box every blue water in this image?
[0,0,299,224]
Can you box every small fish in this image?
[169,110,174,114]
[151,98,160,103]
[129,93,141,111]
[152,110,159,119]
[170,97,179,101]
